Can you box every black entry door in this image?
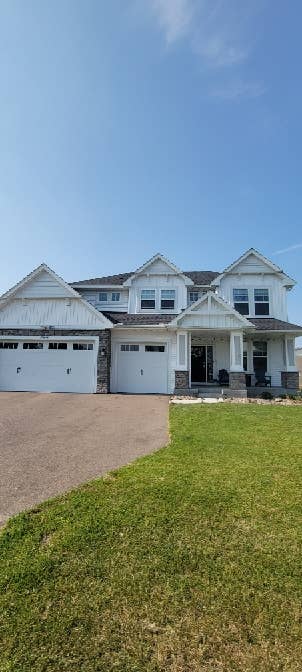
[191,345,213,383]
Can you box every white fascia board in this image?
[211,248,296,287]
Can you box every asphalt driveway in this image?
[0,393,169,525]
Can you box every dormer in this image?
[212,248,295,321]
[124,253,193,314]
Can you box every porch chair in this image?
[254,369,271,387]
[218,369,229,385]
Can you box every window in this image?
[121,344,139,352]
[145,345,165,352]
[189,291,199,304]
[253,341,267,373]
[73,343,93,350]
[233,289,249,315]
[254,289,269,315]
[161,289,175,310]
[112,292,120,302]
[23,342,43,349]
[48,342,68,350]
[0,342,18,349]
[99,292,108,302]
[243,350,247,372]
[141,289,155,310]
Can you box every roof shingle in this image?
[71,270,219,287]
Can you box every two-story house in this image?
[0,249,301,396]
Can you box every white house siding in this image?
[218,273,288,321]
[128,266,189,314]
[76,289,129,313]
[111,328,177,394]
[0,298,109,329]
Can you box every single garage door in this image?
[0,340,96,393]
[117,343,168,394]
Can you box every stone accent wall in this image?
[229,372,246,390]
[0,328,111,393]
[175,370,189,390]
[281,371,299,390]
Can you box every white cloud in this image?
[272,243,302,255]
[150,0,194,44]
[208,79,266,101]
[142,0,265,101]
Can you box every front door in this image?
[191,345,213,384]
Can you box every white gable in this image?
[230,253,274,275]
[0,263,112,329]
[137,258,177,275]
[171,292,253,330]
[14,270,73,298]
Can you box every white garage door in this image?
[117,343,168,394]
[0,340,96,393]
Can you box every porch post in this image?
[229,330,246,390]
[281,336,299,389]
[175,331,189,391]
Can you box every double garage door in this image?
[116,342,168,394]
[0,339,96,393]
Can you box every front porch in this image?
[174,331,299,396]
[171,290,300,397]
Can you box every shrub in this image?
[261,391,273,400]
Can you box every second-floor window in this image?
[141,289,155,309]
[161,289,175,310]
[99,292,108,302]
[189,291,199,304]
[233,289,249,315]
[112,292,120,302]
[254,289,269,315]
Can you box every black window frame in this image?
[141,290,156,310]
[254,288,269,316]
[233,288,249,315]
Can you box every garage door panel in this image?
[117,343,168,394]
[0,340,96,393]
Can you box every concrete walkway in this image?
[0,393,169,525]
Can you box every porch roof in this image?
[249,318,302,332]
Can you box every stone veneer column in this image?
[281,371,299,390]
[96,330,111,393]
[175,370,189,391]
[229,372,246,390]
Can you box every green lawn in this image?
[1,405,302,672]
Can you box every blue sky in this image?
[0,0,301,335]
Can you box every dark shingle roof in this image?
[104,314,302,329]
[71,270,219,287]
[184,271,219,285]
[248,318,302,331]
[71,273,132,286]
[103,312,174,326]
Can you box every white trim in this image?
[176,331,188,369]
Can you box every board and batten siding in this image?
[0,298,109,329]
[13,271,73,299]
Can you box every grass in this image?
[1,404,302,672]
